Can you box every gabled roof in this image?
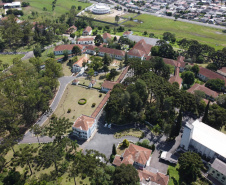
[187,83,219,98]
[77,37,94,41]
[99,47,125,56]
[54,44,83,51]
[138,170,169,185]
[102,80,118,90]
[133,39,152,55]
[128,48,146,57]
[199,67,226,83]
[112,155,122,166]
[103,32,112,39]
[123,31,132,35]
[83,26,92,33]
[169,64,183,86]
[72,115,95,131]
[122,144,152,166]
[73,56,88,67]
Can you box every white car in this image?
[108,124,111,129]
[104,123,108,127]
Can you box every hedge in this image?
[78,98,87,105]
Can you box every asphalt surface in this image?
[19,75,77,144]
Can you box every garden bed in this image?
[114,128,144,139]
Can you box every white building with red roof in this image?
[72,56,89,73]
[77,37,94,45]
[54,44,84,55]
[103,32,112,43]
[113,144,152,169]
[82,26,92,36]
[65,25,77,34]
[101,80,118,92]
[98,47,125,60]
[123,31,133,37]
[72,115,96,139]
[128,39,152,60]
[138,170,169,185]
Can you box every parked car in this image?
[108,124,111,129]
[104,123,108,127]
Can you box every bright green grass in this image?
[168,164,180,185]
[122,13,138,19]
[122,14,226,49]
[0,54,24,71]
[22,0,92,21]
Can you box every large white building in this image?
[180,120,226,161]
[91,3,110,14]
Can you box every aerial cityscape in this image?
[0,0,226,184]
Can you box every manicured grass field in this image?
[121,13,138,19]
[44,85,105,126]
[0,54,24,71]
[122,14,226,49]
[22,0,92,21]
[168,164,180,185]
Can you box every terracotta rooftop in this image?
[54,44,83,51]
[72,115,95,131]
[113,144,152,166]
[102,80,118,90]
[169,65,183,86]
[123,31,132,35]
[66,25,77,33]
[99,47,125,57]
[187,83,219,98]
[199,67,226,83]
[128,48,146,57]
[83,26,92,33]
[129,39,152,57]
[77,37,94,41]
[219,67,226,74]
[138,170,169,185]
[103,32,112,39]
[116,66,129,83]
[73,56,88,67]
[112,155,122,166]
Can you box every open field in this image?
[44,85,105,126]
[22,0,92,21]
[3,143,89,184]
[122,14,226,49]
[121,13,138,19]
[0,54,24,71]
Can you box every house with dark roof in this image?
[72,115,96,139]
[101,80,118,92]
[198,67,226,84]
[82,26,92,36]
[113,144,152,169]
[54,44,84,55]
[187,83,219,101]
[128,39,152,60]
[103,32,112,43]
[208,158,226,185]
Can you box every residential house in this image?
[4,2,21,9]
[101,80,118,93]
[82,26,92,36]
[162,56,186,73]
[89,80,96,88]
[54,44,84,55]
[208,158,226,185]
[198,67,226,84]
[65,25,77,34]
[123,31,133,37]
[169,63,183,89]
[77,37,94,45]
[128,39,152,60]
[112,144,152,169]
[72,115,96,140]
[187,83,219,101]
[138,170,169,185]
[98,47,125,60]
[103,32,112,43]
[85,45,97,55]
[72,79,79,85]
[72,56,88,73]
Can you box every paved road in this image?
[108,0,226,30]
[19,75,77,144]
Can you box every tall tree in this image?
[112,144,116,156]
[30,124,42,144]
[202,99,210,123]
[94,34,103,46]
[115,15,120,23]
[103,53,112,66]
[33,44,42,58]
[72,45,81,56]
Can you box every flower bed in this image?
[78,98,87,105]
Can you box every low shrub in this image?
[92,103,96,107]
[67,108,71,113]
[51,113,56,120]
[78,98,87,105]
[110,154,115,163]
[122,139,129,148]
[81,173,86,180]
[99,93,102,97]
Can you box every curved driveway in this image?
[20,76,77,144]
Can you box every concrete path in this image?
[21,51,34,61]
[19,76,77,144]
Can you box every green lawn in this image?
[0,54,24,71]
[114,128,144,139]
[121,13,138,19]
[22,0,92,21]
[168,164,180,185]
[122,14,226,49]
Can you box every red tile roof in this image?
[103,32,111,39]
[138,170,169,185]
[169,65,183,86]
[121,144,152,166]
[102,80,118,90]
[66,25,77,34]
[123,31,132,35]
[54,44,83,51]
[77,37,94,41]
[116,66,129,83]
[128,48,146,57]
[199,67,226,83]
[112,155,122,166]
[187,83,219,98]
[219,67,226,73]
[72,115,95,131]
[99,47,125,57]
[83,26,92,33]
[73,56,88,67]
